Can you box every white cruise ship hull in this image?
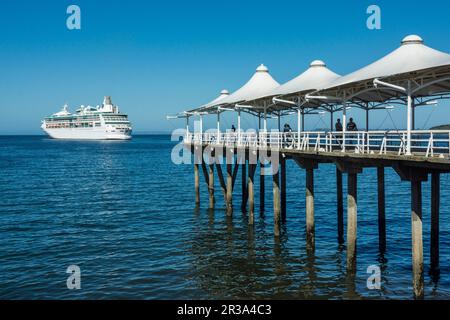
[43,127,132,140]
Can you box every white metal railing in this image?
[185,130,450,158]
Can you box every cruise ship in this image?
[41,97,132,140]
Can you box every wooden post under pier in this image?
[377,167,386,253]
[431,172,440,273]
[411,179,424,298]
[393,164,428,299]
[336,167,344,244]
[226,160,233,216]
[194,163,200,206]
[260,161,265,214]
[281,155,287,222]
[336,161,362,273]
[248,163,256,225]
[273,160,281,237]
[347,172,358,272]
[294,158,318,250]
[215,162,227,202]
[306,167,315,251]
[208,163,215,209]
[241,157,247,212]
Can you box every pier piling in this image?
[377,167,386,253]
[215,162,227,202]
[226,161,233,215]
[394,165,427,298]
[273,163,281,237]
[281,155,287,221]
[260,161,265,214]
[336,167,344,244]
[241,157,247,212]
[306,167,315,251]
[347,172,358,272]
[431,172,440,273]
[295,158,318,250]
[194,163,200,206]
[248,163,256,224]
[208,163,215,209]
[411,178,424,298]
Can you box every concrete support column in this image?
[260,161,265,214]
[226,161,233,216]
[194,163,200,206]
[431,172,440,273]
[392,164,428,299]
[306,167,315,251]
[281,155,287,222]
[273,164,281,237]
[294,158,319,248]
[336,167,344,244]
[411,178,424,298]
[377,167,386,253]
[248,164,255,225]
[347,172,358,272]
[208,164,215,209]
[241,158,247,212]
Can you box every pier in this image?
[170,34,450,298]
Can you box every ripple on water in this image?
[0,136,449,299]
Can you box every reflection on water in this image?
[189,208,369,299]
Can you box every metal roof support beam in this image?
[373,78,412,155]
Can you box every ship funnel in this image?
[103,96,113,105]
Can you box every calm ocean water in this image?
[0,135,449,299]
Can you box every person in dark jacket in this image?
[335,119,343,148]
[335,119,343,131]
[283,123,293,147]
[347,118,358,131]
[346,118,358,146]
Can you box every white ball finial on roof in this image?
[220,89,229,95]
[401,35,424,45]
[256,64,269,72]
[310,60,326,67]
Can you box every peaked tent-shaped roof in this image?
[200,64,280,112]
[187,89,230,114]
[318,35,450,101]
[264,60,340,99]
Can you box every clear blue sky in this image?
[0,0,449,134]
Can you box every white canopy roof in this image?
[263,60,340,99]
[319,35,450,101]
[202,64,279,110]
[187,89,229,113]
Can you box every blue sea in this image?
[0,135,449,299]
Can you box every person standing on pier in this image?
[231,125,236,143]
[335,118,343,148]
[335,119,343,132]
[283,123,293,148]
[347,118,358,146]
